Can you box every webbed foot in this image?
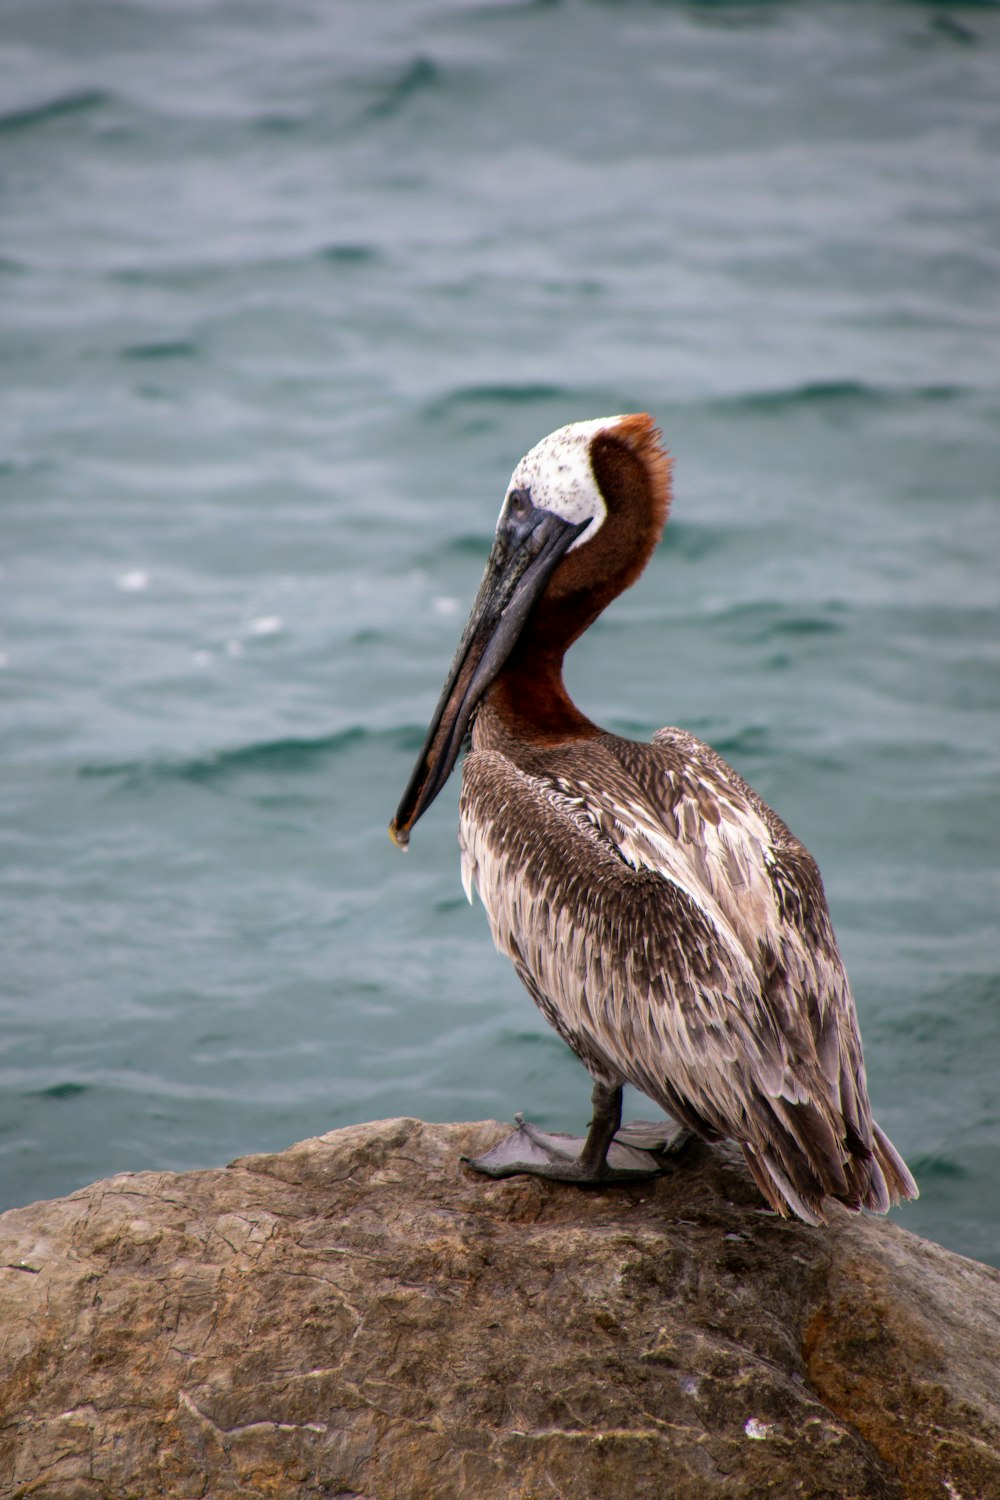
[463,1111,691,1185]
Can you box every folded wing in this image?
[459,728,917,1224]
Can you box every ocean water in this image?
[2,0,998,1265]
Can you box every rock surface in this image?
[1,1117,998,1499]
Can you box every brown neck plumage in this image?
[485,645,598,745]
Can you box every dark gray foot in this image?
[464,1115,660,1182]
[463,1111,693,1185]
[615,1118,696,1154]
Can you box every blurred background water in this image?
[1,0,998,1264]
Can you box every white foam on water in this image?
[116,569,150,593]
[248,616,283,637]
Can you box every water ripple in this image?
[0,89,110,135]
[361,56,441,123]
[710,380,969,413]
[78,726,413,790]
[121,340,199,362]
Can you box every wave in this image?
[78,725,416,790]
[360,56,440,123]
[707,379,969,414]
[120,340,199,362]
[421,379,976,436]
[908,1155,970,1182]
[422,383,570,422]
[718,600,845,638]
[24,1081,89,1101]
[316,244,382,266]
[0,89,110,135]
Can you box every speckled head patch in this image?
[501,416,626,550]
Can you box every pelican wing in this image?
[459,731,915,1222]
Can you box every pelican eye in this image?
[508,488,532,518]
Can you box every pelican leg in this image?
[464,1082,674,1184]
[578,1079,624,1176]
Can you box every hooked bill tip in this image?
[388,818,410,850]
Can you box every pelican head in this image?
[390,414,671,846]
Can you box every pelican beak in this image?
[390,497,588,847]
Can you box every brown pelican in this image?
[390,414,917,1224]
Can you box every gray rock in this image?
[1,1118,998,1499]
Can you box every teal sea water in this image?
[2,1,998,1263]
